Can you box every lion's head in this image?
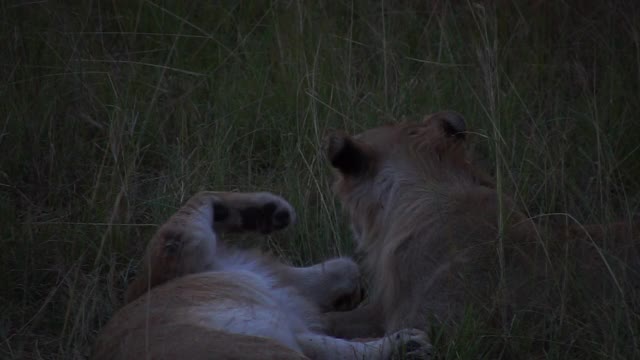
[325,111,493,250]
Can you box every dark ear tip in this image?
[323,131,371,175]
[442,120,466,140]
[424,110,467,139]
[323,131,348,161]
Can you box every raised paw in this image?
[211,192,296,234]
[389,329,432,360]
[236,192,295,234]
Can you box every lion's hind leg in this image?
[124,191,296,303]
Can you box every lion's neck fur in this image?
[347,155,505,325]
[352,153,487,252]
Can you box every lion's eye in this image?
[407,128,420,136]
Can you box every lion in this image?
[322,111,640,343]
[93,191,431,360]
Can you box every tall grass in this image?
[1,1,639,359]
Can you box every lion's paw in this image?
[212,192,296,234]
[239,192,295,234]
[389,328,432,360]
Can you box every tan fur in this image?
[323,111,640,340]
[94,191,431,360]
[124,191,303,304]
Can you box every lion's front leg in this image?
[278,257,364,312]
[324,302,386,339]
[296,328,431,360]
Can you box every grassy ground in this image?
[2,1,639,359]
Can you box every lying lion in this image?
[93,191,430,359]
[323,111,640,346]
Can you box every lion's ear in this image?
[424,111,466,141]
[324,131,372,176]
